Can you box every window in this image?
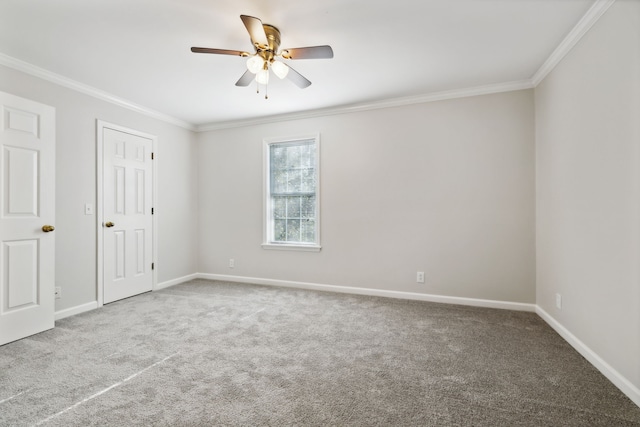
[263,135,320,251]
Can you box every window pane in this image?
[273,170,287,194]
[301,219,315,243]
[274,219,286,241]
[286,196,301,217]
[309,146,315,167]
[299,144,311,167]
[287,170,302,192]
[286,219,300,241]
[273,197,286,219]
[271,146,286,170]
[286,145,301,168]
[301,168,315,192]
[301,196,315,218]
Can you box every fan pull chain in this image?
[254,82,269,99]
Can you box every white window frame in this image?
[262,134,321,252]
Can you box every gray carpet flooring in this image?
[1,279,639,426]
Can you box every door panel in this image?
[4,240,38,309]
[103,127,153,304]
[4,146,39,216]
[0,91,55,346]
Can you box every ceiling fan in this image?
[191,15,333,97]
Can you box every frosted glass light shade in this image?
[271,61,289,79]
[256,69,270,85]
[246,56,264,74]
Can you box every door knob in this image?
[105,221,115,228]
[42,225,55,232]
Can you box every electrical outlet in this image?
[416,272,425,283]
[555,293,562,309]
[55,287,61,299]
[229,259,235,268]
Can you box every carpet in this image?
[1,279,639,426]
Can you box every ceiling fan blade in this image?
[285,65,312,89]
[240,15,269,49]
[191,47,249,57]
[235,70,254,87]
[281,45,333,60]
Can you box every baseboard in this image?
[155,273,199,290]
[55,301,98,321]
[536,306,640,408]
[51,273,639,408]
[197,273,536,312]
[53,274,196,321]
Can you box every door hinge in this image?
[151,152,155,160]
[151,207,154,215]
[151,262,155,270]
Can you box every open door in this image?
[0,91,55,345]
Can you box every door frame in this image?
[96,120,157,307]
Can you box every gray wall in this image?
[0,64,199,312]
[535,0,640,389]
[197,90,536,303]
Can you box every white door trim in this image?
[96,120,157,307]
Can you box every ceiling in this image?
[0,0,597,129]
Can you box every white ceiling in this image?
[0,0,597,128]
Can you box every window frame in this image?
[262,134,321,252]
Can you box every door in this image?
[102,126,153,304]
[0,92,55,346]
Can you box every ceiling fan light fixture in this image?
[256,69,270,85]
[191,15,333,95]
[246,55,264,74]
[271,60,289,79]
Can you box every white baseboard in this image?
[55,301,98,321]
[54,273,197,321]
[197,273,640,407]
[536,306,640,408]
[197,273,537,312]
[51,273,640,409]
[155,273,199,290]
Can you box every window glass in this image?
[264,137,319,248]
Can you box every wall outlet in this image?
[416,272,425,283]
[229,259,235,268]
[55,287,61,299]
[555,293,562,309]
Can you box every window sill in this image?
[261,243,322,252]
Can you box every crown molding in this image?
[195,79,534,132]
[0,53,195,131]
[0,0,612,132]
[531,0,615,86]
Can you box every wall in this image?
[0,64,199,312]
[535,0,640,391]
[198,90,536,303]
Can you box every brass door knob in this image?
[105,221,115,228]
[42,225,55,232]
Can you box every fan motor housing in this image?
[260,24,281,62]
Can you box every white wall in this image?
[0,64,199,312]
[535,0,640,390]
[198,90,536,303]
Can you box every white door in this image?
[0,92,55,346]
[102,126,153,304]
